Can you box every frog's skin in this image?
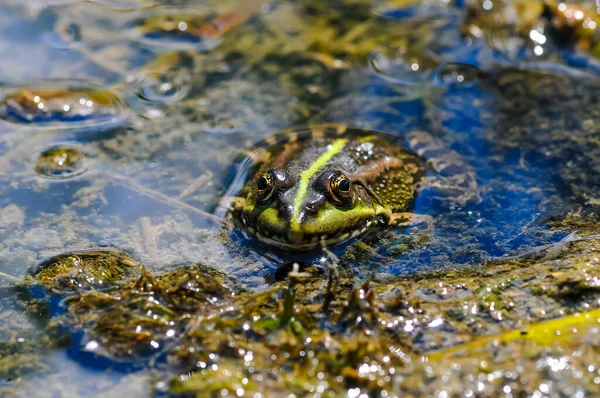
[221,125,480,251]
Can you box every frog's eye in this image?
[328,172,352,204]
[256,172,275,203]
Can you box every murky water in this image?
[3,0,600,396]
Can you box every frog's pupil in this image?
[339,179,350,192]
[257,176,269,191]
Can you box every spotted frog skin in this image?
[221,124,479,250]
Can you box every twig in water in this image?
[107,172,222,224]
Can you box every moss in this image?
[32,250,140,294]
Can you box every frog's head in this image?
[233,166,389,250]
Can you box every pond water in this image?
[3,0,600,397]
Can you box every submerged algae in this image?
[1,228,597,396]
[3,0,600,396]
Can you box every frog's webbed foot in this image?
[390,212,434,234]
[406,131,481,207]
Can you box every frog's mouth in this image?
[240,217,382,251]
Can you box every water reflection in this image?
[1,0,600,395]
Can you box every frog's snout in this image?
[277,202,294,222]
[301,194,325,217]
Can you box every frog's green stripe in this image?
[292,138,348,230]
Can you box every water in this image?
[2,0,600,396]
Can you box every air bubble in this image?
[437,63,481,88]
[138,70,191,104]
[368,47,442,85]
[33,144,90,180]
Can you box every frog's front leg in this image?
[406,131,481,207]
[389,212,434,233]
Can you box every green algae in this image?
[32,250,140,294]
[2,232,596,396]
[1,229,600,396]
[2,0,600,396]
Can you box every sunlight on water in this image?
[2,0,600,396]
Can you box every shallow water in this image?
[3,0,600,396]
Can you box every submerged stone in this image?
[32,250,139,294]
[124,2,267,52]
[0,80,126,129]
[125,8,225,51]
[64,263,240,359]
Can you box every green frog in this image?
[220,124,480,251]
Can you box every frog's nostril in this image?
[304,196,325,214]
[279,204,294,220]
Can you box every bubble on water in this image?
[368,47,442,85]
[138,70,192,104]
[125,7,226,52]
[0,79,127,130]
[33,144,90,180]
[437,62,481,88]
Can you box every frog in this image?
[219,124,480,251]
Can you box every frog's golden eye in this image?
[256,172,275,203]
[328,172,352,204]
